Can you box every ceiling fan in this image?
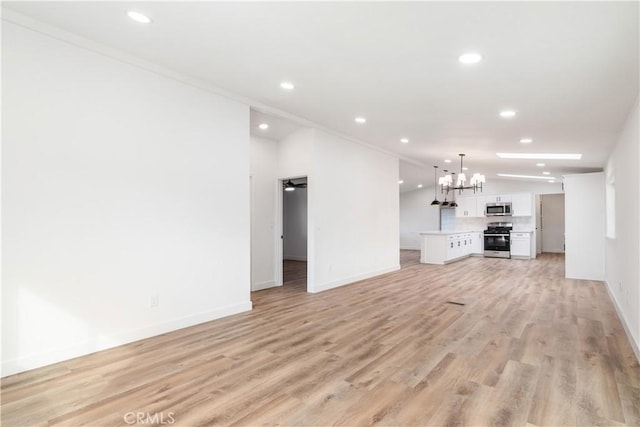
[283,179,307,192]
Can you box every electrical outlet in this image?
[150,294,159,308]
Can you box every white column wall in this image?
[250,136,278,291]
[564,172,605,281]
[311,130,399,293]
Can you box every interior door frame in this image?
[275,175,310,290]
[540,193,566,253]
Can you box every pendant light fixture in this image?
[430,166,441,205]
[440,154,485,194]
[440,170,450,206]
[449,173,458,207]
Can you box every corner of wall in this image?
[309,265,400,294]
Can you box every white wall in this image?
[564,172,605,281]
[277,128,314,179]
[283,187,308,261]
[311,130,399,292]
[400,179,563,249]
[276,129,400,292]
[399,190,440,249]
[2,22,251,376]
[604,96,639,357]
[276,128,314,287]
[250,136,278,291]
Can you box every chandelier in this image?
[439,153,485,194]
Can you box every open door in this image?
[541,194,566,253]
[282,177,308,288]
[277,177,309,290]
[535,194,542,255]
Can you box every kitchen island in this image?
[420,230,484,264]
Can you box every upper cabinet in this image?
[455,196,481,218]
[455,192,533,217]
[484,194,511,203]
[511,193,533,217]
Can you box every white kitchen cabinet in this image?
[484,194,511,203]
[421,231,480,264]
[510,232,532,258]
[450,234,465,259]
[511,193,533,217]
[455,196,478,218]
[470,232,483,254]
[475,196,486,216]
[446,235,457,260]
[462,233,473,256]
[457,234,466,258]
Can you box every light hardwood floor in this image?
[283,260,307,287]
[2,252,639,426]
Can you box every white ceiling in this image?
[4,2,638,192]
[250,110,301,142]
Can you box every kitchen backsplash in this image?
[454,215,535,231]
[440,208,456,231]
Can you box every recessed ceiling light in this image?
[497,153,582,160]
[519,138,533,144]
[398,180,404,184]
[536,163,545,167]
[258,123,269,130]
[497,173,557,180]
[127,11,152,24]
[458,53,482,64]
[355,117,367,124]
[543,171,551,175]
[417,184,423,188]
[548,180,556,183]
[462,167,468,171]
[444,159,452,163]
[400,138,409,144]
[280,81,295,90]
[499,110,517,118]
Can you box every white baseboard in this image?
[605,281,640,363]
[1,301,252,377]
[283,255,307,261]
[252,280,279,291]
[310,265,401,293]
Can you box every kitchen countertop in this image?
[420,230,484,236]
[420,230,534,236]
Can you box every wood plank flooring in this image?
[2,251,639,426]
[283,260,307,287]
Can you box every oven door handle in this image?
[484,233,510,237]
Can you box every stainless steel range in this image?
[484,222,513,258]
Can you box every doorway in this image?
[540,193,566,253]
[280,177,308,289]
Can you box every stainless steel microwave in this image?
[485,202,512,216]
